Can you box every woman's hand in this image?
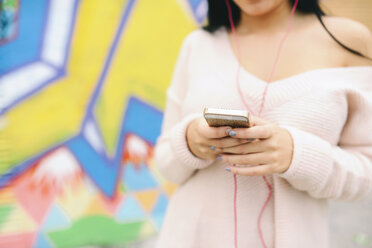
[186,117,252,160]
[220,116,294,176]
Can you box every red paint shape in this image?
[99,192,124,215]
[0,232,37,248]
[121,134,153,166]
[13,165,55,225]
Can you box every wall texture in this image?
[0,0,201,247]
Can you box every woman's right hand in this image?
[186,117,251,160]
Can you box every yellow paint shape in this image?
[148,153,178,196]
[84,196,110,217]
[95,0,196,155]
[0,187,16,205]
[0,204,36,234]
[139,221,156,237]
[56,180,93,220]
[162,182,178,197]
[134,190,158,213]
[147,158,166,186]
[2,0,127,171]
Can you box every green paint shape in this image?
[121,183,127,193]
[0,205,14,229]
[3,0,17,8]
[47,215,154,247]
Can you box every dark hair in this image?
[204,0,371,60]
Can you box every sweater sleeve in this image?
[154,32,214,185]
[279,88,372,201]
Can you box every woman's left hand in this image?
[219,116,294,176]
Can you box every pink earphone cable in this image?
[224,0,299,247]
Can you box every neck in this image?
[237,1,296,34]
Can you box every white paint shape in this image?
[0,62,56,110]
[127,135,149,160]
[41,0,77,67]
[83,120,105,154]
[33,147,82,188]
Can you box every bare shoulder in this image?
[322,16,372,58]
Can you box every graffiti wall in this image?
[0,0,371,248]
[0,0,206,247]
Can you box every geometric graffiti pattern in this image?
[0,0,206,246]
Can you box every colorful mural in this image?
[0,0,206,247]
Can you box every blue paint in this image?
[34,233,53,248]
[152,193,168,215]
[42,204,71,231]
[152,212,165,230]
[66,135,118,197]
[0,0,80,115]
[65,96,163,197]
[116,195,145,221]
[188,0,207,24]
[151,193,168,230]
[120,97,163,146]
[0,0,48,74]
[123,163,158,191]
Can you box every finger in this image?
[198,145,221,159]
[206,144,223,154]
[225,164,274,176]
[208,137,251,148]
[221,140,265,154]
[220,152,269,165]
[250,115,271,126]
[199,121,231,139]
[228,125,274,139]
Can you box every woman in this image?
[154,0,372,247]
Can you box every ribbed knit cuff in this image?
[170,113,214,170]
[279,126,334,192]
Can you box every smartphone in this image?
[203,108,251,128]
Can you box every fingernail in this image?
[225,129,231,135]
[209,145,215,151]
[225,167,231,172]
[217,155,222,161]
[229,131,236,137]
[248,138,255,141]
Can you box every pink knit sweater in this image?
[154,28,372,248]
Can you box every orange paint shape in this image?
[0,187,16,205]
[163,182,178,197]
[56,179,93,220]
[134,190,159,213]
[84,196,110,217]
